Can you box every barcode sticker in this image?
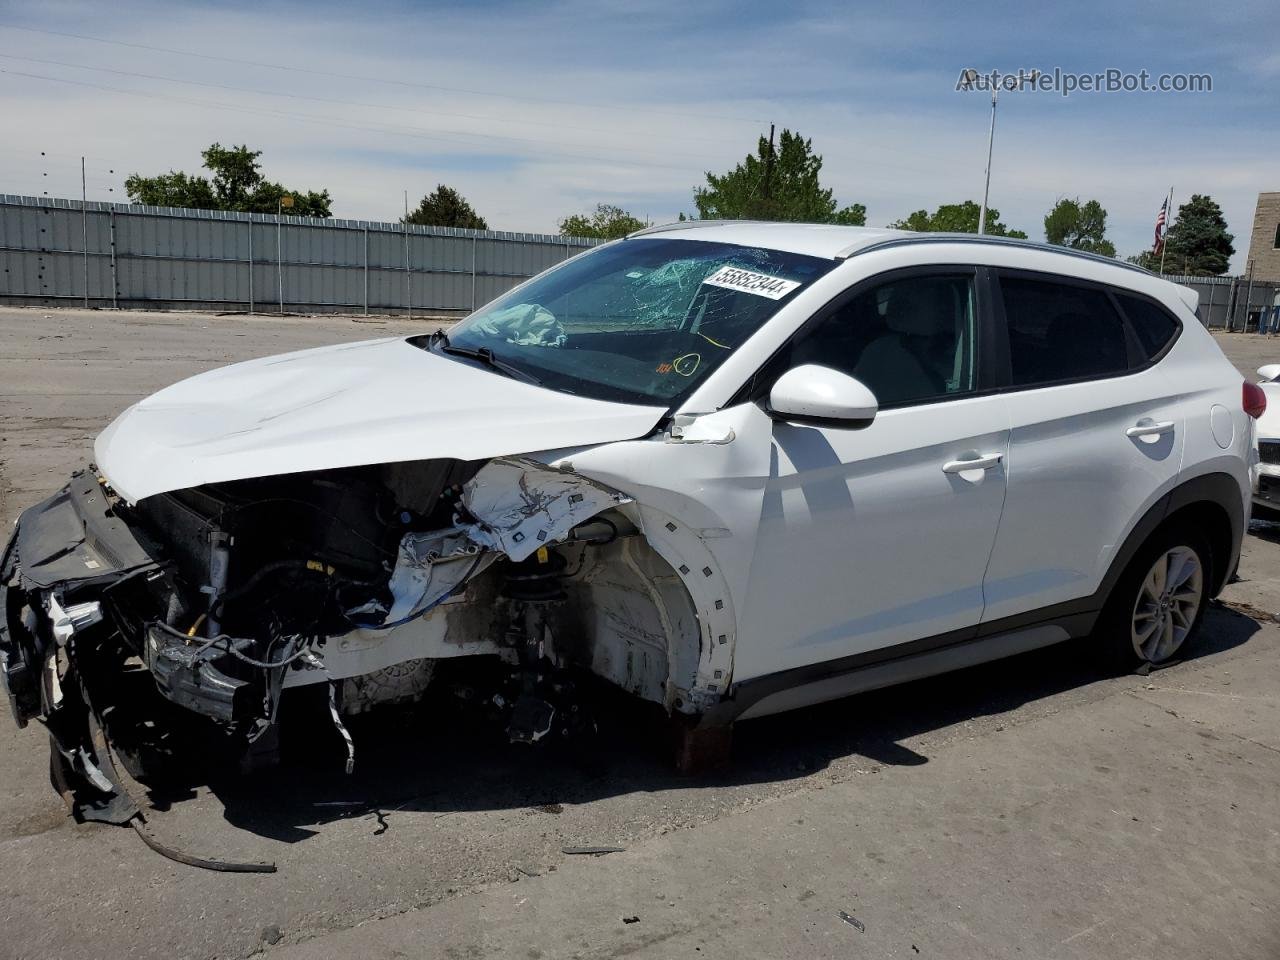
[702,265,802,300]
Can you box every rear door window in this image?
[998,276,1131,386]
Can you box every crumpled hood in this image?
[95,337,667,503]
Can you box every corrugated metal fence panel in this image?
[0,195,599,312]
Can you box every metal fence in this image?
[0,195,599,316]
[1164,273,1279,331]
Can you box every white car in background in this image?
[1251,363,1280,520]
[0,222,1262,811]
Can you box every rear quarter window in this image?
[1116,293,1180,360]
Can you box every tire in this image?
[1098,525,1211,671]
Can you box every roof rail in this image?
[627,219,768,239]
[838,232,1155,277]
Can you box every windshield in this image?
[412,237,836,406]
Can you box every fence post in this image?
[106,207,117,309]
[404,221,411,319]
[1204,279,1216,328]
[276,209,284,315]
[247,218,255,314]
[1243,260,1256,333]
[471,236,477,311]
[363,226,369,316]
[81,158,89,309]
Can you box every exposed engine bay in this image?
[0,456,711,814]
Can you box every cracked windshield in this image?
[421,237,836,404]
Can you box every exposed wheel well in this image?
[1157,500,1234,597]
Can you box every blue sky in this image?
[1,0,1276,268]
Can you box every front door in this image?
[734,269,1011,683]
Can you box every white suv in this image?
[0,222,1260,788]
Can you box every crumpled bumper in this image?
[0,469,160,727]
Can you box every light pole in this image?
[962,69,1038,235]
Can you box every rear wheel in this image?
[1101,528,1210,670]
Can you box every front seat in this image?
[853,282,953,405]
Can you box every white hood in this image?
[95,337,667,503]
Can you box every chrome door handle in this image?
[942,453,1003,474]
[1126,420,1175,438]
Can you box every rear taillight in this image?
[1244,381,1267,419]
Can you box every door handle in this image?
[1126,420,1175,439]
[942,453,1003,474]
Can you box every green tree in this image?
[559,203,650,240]
[125,144,332,217]
[891,200,1027,238]
[1126,250,1164,271]
[403,185,488,229]
[1043,197,1116,256]
[1162,194,1234,276]
[692,129,865,224]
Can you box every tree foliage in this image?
[891,201,1026,238]
[1043,197,1115,256]
[1162,194,1234,276]
[693,129,865,225]
[559,204,650,240]
[125,144,332,216]
[403,185,488,229]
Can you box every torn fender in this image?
[460,457,633,562]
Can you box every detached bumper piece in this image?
[2,471,159,727]
[0,471,165,819]
[144,625,256,724]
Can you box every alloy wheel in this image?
[1130,545,1203,662]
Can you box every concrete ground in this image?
[0,308,1278,960]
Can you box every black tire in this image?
[1097,525,1212,672]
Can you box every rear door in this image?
[980,270,1185,624]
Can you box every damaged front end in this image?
[2,454,711,806]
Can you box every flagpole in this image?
[1159,186,1173,275]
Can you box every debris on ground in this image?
[562,845,626,856]
[838,910,866,933]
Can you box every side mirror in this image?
[766,365,878,428]
[1259,364,1280,383]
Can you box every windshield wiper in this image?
[428,330,541,386]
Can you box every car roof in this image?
[628,220,1156,279]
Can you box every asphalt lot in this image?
[1,306,1279,960]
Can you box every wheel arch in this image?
[1103,471,1244,605]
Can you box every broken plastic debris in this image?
[562,845,626,856]
[838,911,866,933]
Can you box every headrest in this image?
[884,282,954,336]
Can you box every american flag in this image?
[1153,196,1168,255]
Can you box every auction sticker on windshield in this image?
[702,265,802,300]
